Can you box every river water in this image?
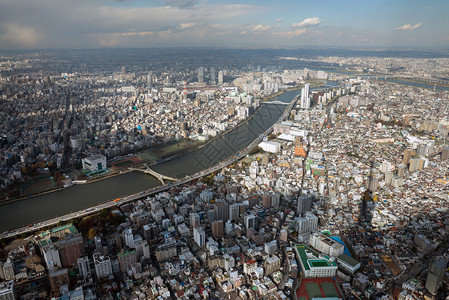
[0,90,299,232]
[3,77,438,232]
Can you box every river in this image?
[0,90,300,232]
[3,76,434,232]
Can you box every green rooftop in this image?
[338,254,360,267]
[118,250,136,258]
[310,260,330,267]
[296,244,337,271]
[39,223,78,238]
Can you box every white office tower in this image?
[93,252,113,279]
[218,71,224,85]
[193,227,206,247]
[147,73,153,88]
[296,212,318,234]
[301,83,310,109]
[124,228,134,248]
[42,245,61,270]
[244,214,257,230]
[77,256,91,279]
[210,67,216,85]
[197,67,204,83]
[0,281,16,300]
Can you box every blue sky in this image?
[0,0,447,49]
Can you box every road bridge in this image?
[264,100,289,105]
[129,164,177,184]
[0,93,300,240]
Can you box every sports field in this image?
[296,278,342,300]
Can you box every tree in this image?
[88,228,97,239]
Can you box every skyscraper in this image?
[193,227,206,247]
[425,256,447,295]
[218,70,224,85]
[210,67,216,85]
[297,195,313,216]
[213,202,229,222]
[197,67,204,83]
[301,83,310,109]
[212,220,224,238]
[147,72,153,88]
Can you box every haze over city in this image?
[0,0,449,50]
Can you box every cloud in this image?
[394,22,422,31]
[292,17,322,27]
[179,22,196,30]
[117,31,154,37]
[251,24,271,33]
[0,23,42,48]
[275,18,283,23]
[165,0,200,8]
[273,28,307,38]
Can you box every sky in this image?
[0,0,448,50]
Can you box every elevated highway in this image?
[0,94,299,240]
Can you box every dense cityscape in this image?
[0,47,448,300]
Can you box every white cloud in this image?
[292,17,322,27]
[273,28,307,38]
[395,22,422,31]
[275,18,283,23]
[179,22,196,30]
[251,24,271,33]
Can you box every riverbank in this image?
[388,78,449,88]
[138,89,292,169]
[0,89,292,207]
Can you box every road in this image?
[1,96,299,240]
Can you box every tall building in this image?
[244,214,257,230]
[301,83,310,109]
[93,252,113,279]
[297,195,313,216]
[0,281,17,300]
[124,228,134,248]
[190,212,200,228]
[441,147,449,160]
[58,234,85,268]
[264,255,281,275]
[42,245,61,270]
[193,227,206,247]
[197,67,204,83]
[296,212,318,234]
[213,202,229,222]
[397,163,406,178]
[308,232,344,257]
[2,260,14,282]
[118,250,137,273]
[218,71,224,85]
[229,203,240,221]
[77,256,90,279]
[425,256,447,295]
[210,67,216,85]
[262,194,272,209]
[212,220,224,238]
[147,72,153,88]
[402,149,413,164]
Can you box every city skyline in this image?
[0,0,448,50]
